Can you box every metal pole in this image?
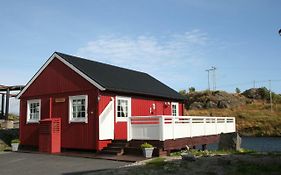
[206,69,210,91]
[269,80,273,112]
[1,94,4,118]
[212,66,217,91]
[5,88,10,120]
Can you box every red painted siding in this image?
[20,57,99,150]
[21,58,94,98]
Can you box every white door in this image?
[99,99,114,140]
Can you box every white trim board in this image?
[17,53,106,98]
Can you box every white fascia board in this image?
[17,53,105,99]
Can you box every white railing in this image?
[127,116,236,141]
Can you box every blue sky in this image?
[1,0,281,113]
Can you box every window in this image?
[171,102,179,116]
[116,96,131,122]
[69,95,88,123]
[27,99,41,123]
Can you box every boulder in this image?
[181,152,196,161]
[218,132,241,151]
[217,101,230,108]
[205,101,217,109]
[189,102,204,110]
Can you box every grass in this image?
[233,161,281,175]
[170,148,256,157]
[186,101,281,136]
[146,157,166,166]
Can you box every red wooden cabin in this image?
[17,52,185,151]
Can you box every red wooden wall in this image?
[20,58,99,150]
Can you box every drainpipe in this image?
[5,88,10,120]
[49,97,53,119]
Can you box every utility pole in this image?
[206,66,217,91]
[205,69,211,91]
[269,80,273,112]
[253,80,256,88]
[212,66,217,91]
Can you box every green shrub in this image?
[11,139,20,144]
[141,142,153,149]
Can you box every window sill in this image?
[69,119,88,123]
[26,120,40,124]
[116,118,128,122]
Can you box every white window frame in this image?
[115,96,131,122]
[69,95,88,123]
[26,99,41,123]
[171,102,179,116]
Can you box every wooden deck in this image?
[125,134,220,156]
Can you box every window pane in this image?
[71,97,86,119]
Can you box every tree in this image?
[189,87,196,93]
[235,88,241,94]
[179,90,186,95]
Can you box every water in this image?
[208,136,281,152]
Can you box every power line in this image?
[217,79,281,89]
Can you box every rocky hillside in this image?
[182,87,281,110]
[180,87,281,136]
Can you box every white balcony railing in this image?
[127,116,236,141]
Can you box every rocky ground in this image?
[87,153,281,175]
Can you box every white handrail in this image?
[128,115,236,141]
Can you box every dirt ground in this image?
[88,154,281,175]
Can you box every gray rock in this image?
[218,132,241,151]
[181,153,196,161]
[205,101,217,109]
[217,100,230,108]
[189,102,204,109]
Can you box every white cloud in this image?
[77,30,210,90]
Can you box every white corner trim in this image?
[17,53,105,99]
[115,96,131,122]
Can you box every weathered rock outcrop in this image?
[218,132,241,151]
[186,91,249,110]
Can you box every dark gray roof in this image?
[56,52,185,101]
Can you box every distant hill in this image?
[180,87,281,137]
[180,87,281,110]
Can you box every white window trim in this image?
[171,102,179,116]
[26,99,41,124]
[69,95,88,123]
[115,96,131,122]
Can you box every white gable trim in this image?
[17,53,105,98]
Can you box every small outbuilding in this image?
[17,52,185,151]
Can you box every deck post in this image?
[215,117,218,134]
[202,144,207,151]
[127,117,131,141]
[159,116,164,141]
[172,116,175,140]
[1,94,4,118]
[203,118,206,136]
[190,117,192,137]
[5,88,9,120]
